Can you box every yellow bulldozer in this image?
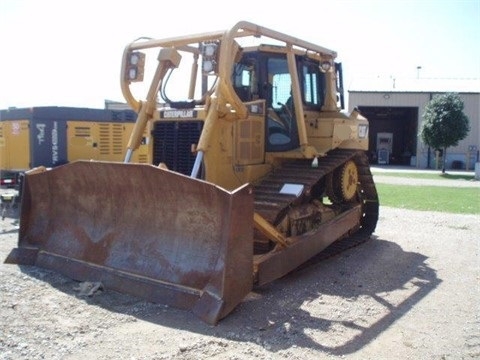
[6,21,379,325]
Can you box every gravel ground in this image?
[1,174,479,360]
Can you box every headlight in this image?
[201,41,219,74]
[128,68,138,80]
[203,43,217,57]
[202,60,215,73]
[124,51,145,82]
[130,52,142,66]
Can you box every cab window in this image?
[302,62,325,109]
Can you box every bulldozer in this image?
[6,21,379,325]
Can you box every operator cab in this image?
[232,48,327,152]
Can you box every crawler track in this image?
[253,148,379,261]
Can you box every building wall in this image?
[348,91,480,169]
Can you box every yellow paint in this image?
[0,120,30,170]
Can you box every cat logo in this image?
[161,110,197,119]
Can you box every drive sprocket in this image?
[327,160,359,203]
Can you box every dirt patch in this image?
[1,196,479,359]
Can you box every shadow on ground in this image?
[12,236,441,357]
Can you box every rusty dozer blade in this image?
[5,161,254,325]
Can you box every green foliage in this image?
[376,183,480,214]
[421,93,470,150]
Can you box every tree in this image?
[421,93,470,173]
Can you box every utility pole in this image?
[417,66,422,79]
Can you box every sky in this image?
[0,0,479,110]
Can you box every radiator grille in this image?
[152,121,203,175]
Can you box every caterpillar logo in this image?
[161,110,197,119]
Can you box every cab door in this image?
[261,55,299,152]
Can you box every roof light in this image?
[128,68,138,81]
[202,60,214,73]
[320,60,332,73]
[201,41,219,74]
[130,52,141,65]
[203,43,217,57]
[125,51,145,82]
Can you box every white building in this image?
[348,78,480,170]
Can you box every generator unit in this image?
[0,107,148,187]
